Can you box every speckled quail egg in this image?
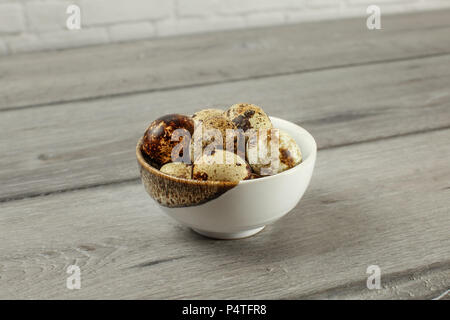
[193,149,252,182]
[160,162,192,179]
[192,108,224,124]
[193,115,237,151]
[246,129,302,175]
[141,114,194,166]
[224,103,272,132]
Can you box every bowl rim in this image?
[136,116,317,186]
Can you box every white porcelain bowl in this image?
[137,117,317,239]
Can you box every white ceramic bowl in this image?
[137,116,317,239]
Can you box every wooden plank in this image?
[0,129,448,299]
[1,54,449,201]
[1,9,450,110]
[300,263,450,299]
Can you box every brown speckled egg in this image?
[246,129,302,175]
[141,114,195,166]
[192,108,224,124]
[224,103,272,132]
[195,115,237,150]
[193,149,251,182]
[160,162,192,179]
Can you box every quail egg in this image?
[193,149,252,182]
[141,114,194,166]
[224,103,272,132]
[193,115,237,152]
[246,129,302,175]
[160,162,192,179]
[192,108,224,124]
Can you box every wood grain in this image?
[1,10,450,110]
[0,9,449,300]
[0,129,448,299]
[300,262,450,299]
[1,54,449,201]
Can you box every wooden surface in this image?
[0,10,449,299]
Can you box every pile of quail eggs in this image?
[141,103,302,182]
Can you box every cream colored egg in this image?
[160,162,192,179]
[224,103,272,132]
[192,114,237,152]
[246,129,302,175]
[193,149,251,182]
[192,108,224,124]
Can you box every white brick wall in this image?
[0,0,449,55]
[25,1,70,32]
[80,0,172,26]
[0,3,26,33]
[109,22,155,42]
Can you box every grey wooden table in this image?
[0,10,449,300]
